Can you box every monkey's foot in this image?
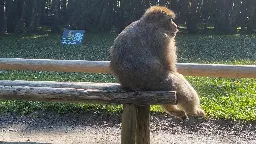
[196,108,205,117]
[161,104,187,120]
[187,108,205,117]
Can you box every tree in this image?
[158,0,166,6]
[51,0,61,33]
[1,0,256,34]
[201,0,212,33]
[5,0,17,33]
[228,0,241,33]
[15,0,27,33]
[27,0,44,33]
[186,0,198,33]
[247,1,256,33]
[0,0,5,34]
[214,0,239,34]
[239,0,249,32]
[169,0,178,13]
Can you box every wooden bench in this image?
[0,80,176,144]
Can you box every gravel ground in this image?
[0,111,256,144]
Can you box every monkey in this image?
[109,6,205,119]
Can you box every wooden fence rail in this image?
[0,80,176,105]
[0,58,256,78]
[0,58,255,144]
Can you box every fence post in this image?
[121,104,137,144]
[136,105,150,144]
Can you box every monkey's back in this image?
[110,20,172,91]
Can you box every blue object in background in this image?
[61,30,85,45]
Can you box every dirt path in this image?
[0,111,255,144]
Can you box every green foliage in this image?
[0,33,255,121]
[193,77,256,121]
[4,0,256,34]
[176,34,256,64]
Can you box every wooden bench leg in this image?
[121,104,137,144]
[121,104,150,144]
[136,105,150,144]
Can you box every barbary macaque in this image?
[109,6,205,119]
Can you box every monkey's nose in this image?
[173,23,178,29]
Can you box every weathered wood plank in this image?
[0,58,256,78]
[0,58,110,73]
[0,84,177,105]
[177,63,256,78]
[136,105,150,144]
[121,104,137,144]
[0,80,121,90]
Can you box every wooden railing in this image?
[0,58,255,144]
[0,58,256,78]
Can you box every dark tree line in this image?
[0,0,256,34]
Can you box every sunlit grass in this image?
[0,33,255,121]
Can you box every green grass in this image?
[0,33,255,121]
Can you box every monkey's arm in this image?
[150,30,176,71]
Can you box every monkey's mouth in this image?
[170,30,178,37]
[170,32,177,37]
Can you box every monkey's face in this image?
[157,15,179,37]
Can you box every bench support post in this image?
[121,104,150,144]
[136,105,150,144]
[121,104,137,144]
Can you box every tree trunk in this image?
[116,0,129,32]
[60,0,68,26]
[27,0,37,33]
[214,0,236,33]
[247,1,256,33]
[170,0,178,12]
[178,0,189,27]
[228,0,240,33]
[201,0,211,33]
[67,0,76,29]
[34,0,45,32]
[239,0,248,32]
[15,0,27,33]
[0,0,5,34]
[214,0,225,32]
[186,0,198,33]
[158,0,165,6]
[51,0,61,33]
[6,0,15,33]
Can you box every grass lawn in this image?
[0,33,255,121]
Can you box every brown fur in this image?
[109,6,205,119]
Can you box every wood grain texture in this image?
[136,105,150,144]
[121,104,137,144]
[1,58,255,78]
[0,81,176,105]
